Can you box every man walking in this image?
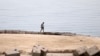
[40,22,44,33]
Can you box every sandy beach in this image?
[0,34,100,54]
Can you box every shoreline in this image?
[0,30,93,37]
[0,30,77,36]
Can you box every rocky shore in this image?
[0,30,76,36]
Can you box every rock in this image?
[73,46,87,56]
[86,46,100,56]
[32,45,47,56]
[32,48,41,56]
[4,50,20,56]
[46,53,73,56]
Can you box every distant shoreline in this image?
[0,30,77,36]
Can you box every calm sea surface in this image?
[0,0,100,36]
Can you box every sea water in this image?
[0,0,100,36]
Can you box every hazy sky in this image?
[0,0,100,17]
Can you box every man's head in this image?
[42,22,44,24]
